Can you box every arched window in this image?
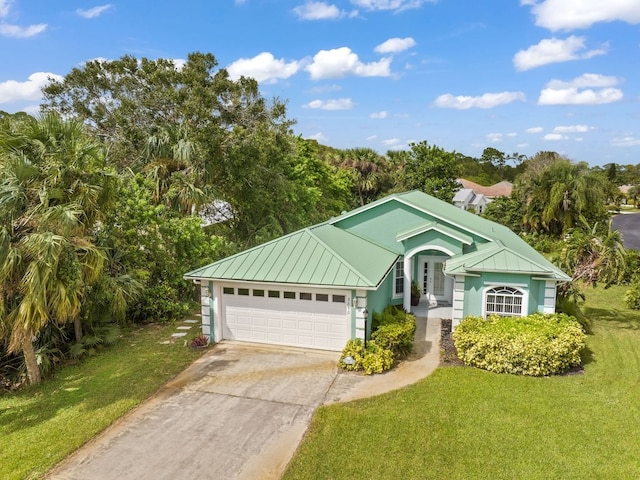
[485,286,524,317]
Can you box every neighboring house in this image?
[184,191,570,352]
[454,179,513,214]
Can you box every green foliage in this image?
[338,339,394,375]
[371,306,416,358]
[453,313,586,376]
[481,195,525,234]
[401,141,461,202]
[624,284,640,310]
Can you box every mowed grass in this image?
[0,322,204,480]
[283,285,640,480]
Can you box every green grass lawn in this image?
[283,285,640,480]
[0,322,204,480]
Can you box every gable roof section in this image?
[445,241,570,280]
[184,224,399,289]
[395,221,473,245]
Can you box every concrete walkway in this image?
[46,316,441,480]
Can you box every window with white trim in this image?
[485,286,524,317]
[393,259,404,297]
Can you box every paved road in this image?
[612,213,640,250]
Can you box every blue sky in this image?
[0,0,639,166]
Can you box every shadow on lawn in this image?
[583,306,640,330]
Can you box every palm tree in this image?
[338,148,391,206]
[0,113,111,384]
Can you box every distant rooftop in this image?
[457,179,513,198]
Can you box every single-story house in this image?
[452,188,488,214]
[184,190,570,352]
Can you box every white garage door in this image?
[221,285,350,351]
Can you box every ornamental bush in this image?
[452,313,586,376]
[371,307,416,358]
[338,339,393,375]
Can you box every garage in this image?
[220,285,350,351]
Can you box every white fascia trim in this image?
[396,223,473,245]
[187,278,379,291]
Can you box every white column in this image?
[403,255,412,311]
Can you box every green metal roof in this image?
[184,224,399,289]
[445,241,570,279]
[395,221,473,245]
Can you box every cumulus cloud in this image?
[0,0,10,17]
[434,91,526,109]
[227,52,300,83]
[307,132,328,142]
[382,138,402,146]
[0,22,46,38]
[513,36,607,71]
[351,0,435,12]
[538,74,623,105]
[374,37,416,54]
[0,72,62,104]
[305,47,392,79]
[611,136,640,147]
[293,2,343,20]
[370,111,388,119]
[76,4,112,18]
[544,133,567,141]
[527,0,640,31]
[553,125,592,133]
[526,126,544,133]
[304,98,354,110]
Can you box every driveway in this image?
[46,343,341,480]
[612,213,640,250]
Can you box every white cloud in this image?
[611,136,640,147]
[76,4,112,19]
[528,0,640,31]
[0,72,62,104]
[547,73,620,89]
[304,98,354,110]
[305,47,392,79]
[351,0,435,12]
[525,126,544,133]
[513,36,607,71]
[382,138,402,146]
[553,124,592,133]
[227,52,300,83]
[434,91,526,109]
[366,135,377,141]
[293,2,342,20]
[307,132,328,142]
[538,74,624,105]
[374,37,416,54]
[0,22,47,38]
[0,0,11,17]
[544,133,567,141]
[370,111,388,119]
[487,133,504,143]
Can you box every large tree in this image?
[0,113,113,384]
[42,52,306,246]
[401,141,461,202]
[515,154,609,235]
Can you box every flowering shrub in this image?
[452,313,585,376]
[372,307,416,358]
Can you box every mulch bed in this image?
[439,319,464,367]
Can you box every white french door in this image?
[419,256,452,305]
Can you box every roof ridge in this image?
[463,242,553,273]
[307,225,387,286]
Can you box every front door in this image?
[420,256,452,305]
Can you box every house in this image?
[184,191,570,352]
[454,179,513,214]
[452,188,488,214]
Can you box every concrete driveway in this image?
[46,342,341,480]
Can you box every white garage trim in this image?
[218,283,351,351]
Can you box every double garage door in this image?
[221,285,350,351]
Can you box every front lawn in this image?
[283,285,640,479]
[0,322,204,480]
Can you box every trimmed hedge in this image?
[339,339,394,375]
[452,313,586,376]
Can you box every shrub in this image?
[624,284,640,310]
[372,309,416,358]
[452,313,586,376]
[338,339,393,375]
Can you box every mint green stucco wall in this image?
[463,273,549,317]
[367,272,397,326]
[403,230,463,256]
